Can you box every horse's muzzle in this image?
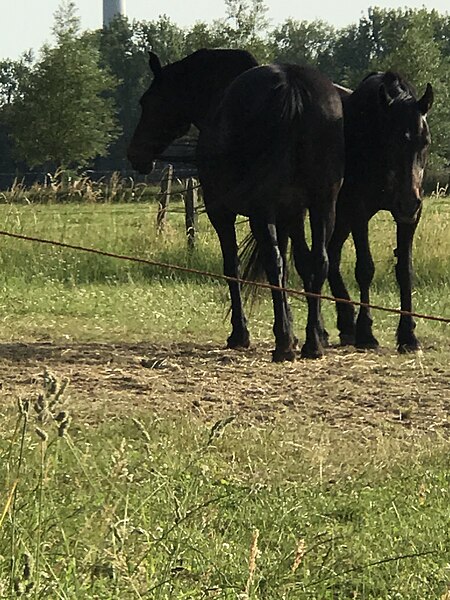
[127,153,155,175]
[131,162,154,175]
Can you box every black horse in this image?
[329,72,433,352]
[128,49,344,361]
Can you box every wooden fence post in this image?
[184,177,198,250]
[156,164,173,233]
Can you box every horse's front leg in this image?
[352,220,379,349]
[395,219,421,353]
[327,207,355,345]
[250,216,296,362]
[208,208,250,349]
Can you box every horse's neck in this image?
[187,53,257,130]
[190,87,225,131]
[345,94,382,147]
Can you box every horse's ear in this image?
[379,83,394,110]
[418,83,433,115]
[149,51,163,79]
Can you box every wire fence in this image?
[0,228,448,325]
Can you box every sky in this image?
[1,0,449,60]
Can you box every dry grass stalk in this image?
[0,480,18,529]
[291,538,306,573]
[30,369,71,438]
[2,168,148,204]
[244,528,260,598]
[132,418,152,443]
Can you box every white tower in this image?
[103,0,126,27]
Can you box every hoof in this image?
[320,330,330,348]
[300,344,324,360]
[272,348,296,363]
[398,341,421,354]
[355,335,379,350]
[355,341,380,350]
[339,333,355,346]
[227,332,250,349]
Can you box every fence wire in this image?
[0,229,448,325]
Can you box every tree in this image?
[271,19,336,67]
[0,53,33,108]
[95,16,148,166]
[134,15,186,64]
[184,21,230,55]
[374,9,450,173]
[324,20,375,87]
[210,0,272,62]
[0,53,33,171]
[224,0,269,39]
[9,1,119,168]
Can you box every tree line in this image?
[0,0,449,187]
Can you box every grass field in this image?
[0,196,449,598]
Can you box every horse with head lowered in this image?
[128,49,345,361]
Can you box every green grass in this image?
[0,196,448,287]
[0,197,449,598]
[0,197,448,347]
[0,280,448,354]
[1,393,450,598]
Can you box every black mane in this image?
[352,71,417,108]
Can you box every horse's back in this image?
[220,64,343,131]
[204,63,344,215]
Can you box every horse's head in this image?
[127,52,191,174]
[377,73,433,224]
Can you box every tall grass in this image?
[1,378,449,598]
[0,196,448,287]
[0,195,449,598]
[0,195,448,347]
[0,201,222,284]
[0,169,163,204]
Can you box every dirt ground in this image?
[1,339,449,435]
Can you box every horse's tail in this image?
[215,65,311,217]
[238,230,266,304]
[239,232,265,282]
[228,69,309,304]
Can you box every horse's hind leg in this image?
[327,208,355,345]
[249,215,296,362]
[290,213,329,347]
[277,220,298,349]
[352,221,379,349]
[208,208,250,349]
[395,220,421,353]
[300,205,333,359]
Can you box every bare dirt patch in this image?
[1,340,449,434]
